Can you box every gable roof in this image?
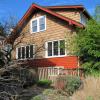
[8,4,87,43]
[15,3,84,31]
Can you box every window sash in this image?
[32,20,38,32]
[18,48,21,59]
[48,42,52,56]
[30,45,33,58]
[60,40,65,55]
[22,47,25,59]
[26,46,30,58]
[39,16,45,31]
[53,41,58,56]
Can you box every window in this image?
[46,40,66,57]
[31,16,46,33]
[48,67,64,76]
[16,45,35,59]
[48,42,52,56]
[80,13,87,25]
[32,20,37,32]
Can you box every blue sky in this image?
[0,0,100,22]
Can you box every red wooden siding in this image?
[28,56,78,69]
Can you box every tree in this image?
[0,16,18,67]
[94,5,100,22]
[0,23,6,37]
[76,19,100,73]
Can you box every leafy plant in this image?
[75,19,100,73]
[55,75,82,96]
[37,80,52,87]
[86,96,94,100]
[31,95,43,100]
[65,76,82,95]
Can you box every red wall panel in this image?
[27,56,79,69]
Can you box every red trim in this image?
[16,3,84,30]
[26,56,78,69]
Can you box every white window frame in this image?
[48,67,64,76]
[45,39,67,58]
[30,15,46,33]
[16,44,35,60]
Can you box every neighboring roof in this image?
[45,5,91,19]
[45,5,85,9]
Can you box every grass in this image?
[71,76,100,100]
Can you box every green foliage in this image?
[37,80,52,87]
[55,75,82,96]
[76,19,100,73]
[86,96,94,100]
[31,95,43,100]
[65,76,82,95]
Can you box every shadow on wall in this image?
[25,56,78,69]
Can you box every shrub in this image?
[65,76,82,95]
[37,80,52,87]
[31,95,43,100]
[55,75,82,96]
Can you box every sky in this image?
[0,0,100,22]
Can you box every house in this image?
[9,4,91,76]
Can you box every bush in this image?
[31,95,43,100]
[37,80,52,87]
[65,76,82,95]
[55,75,82,96]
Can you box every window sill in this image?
[16,58,35,61]
[31,29,46,34]
[45,55,67,58]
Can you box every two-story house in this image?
[9,4,91,74]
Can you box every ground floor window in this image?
[46,40,66,57]
[48,67,64,76]
[16,45,35,59]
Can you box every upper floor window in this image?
[46,40,66,58]
[31,16,46,33]
[80,13,87,25]
[16,45,35,60]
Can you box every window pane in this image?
[18,48,21,59]
[26,46,29,58]
[53,41,58,56]
[60,40,65,55]
[32,20,37,32]
[30,45,33,58]
[22,47,25,59]
[39,16,45,30]
[48,42,52,56]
